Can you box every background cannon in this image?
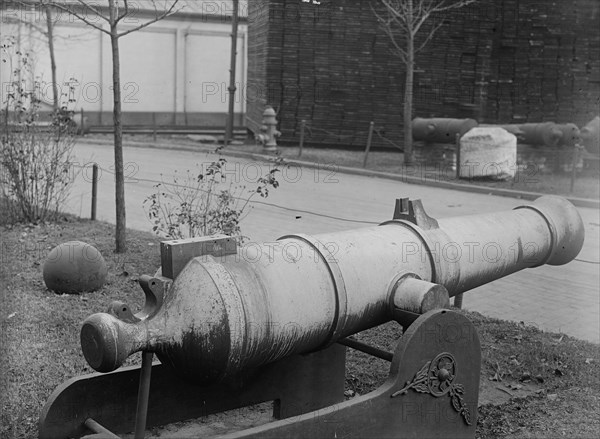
[40,195,584,439]
[490,122,581,148]
[412,117,478,143]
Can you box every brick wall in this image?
[247,0,600,149]
[247,0,268,132]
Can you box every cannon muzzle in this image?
[516,195,584,265]
[80,196,584,381]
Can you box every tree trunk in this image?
[45,5,58,111]
[404,36,414,165]
[226,0,239,145]
[110,23,126,253]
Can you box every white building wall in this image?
[50,24,103,112]
[1,5,248,127]
[185,31,246,114]
[113,27,178,112]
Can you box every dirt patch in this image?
[123,403,273,438]
[479,378,543,406]
[478,387,600,438]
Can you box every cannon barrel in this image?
[412,117,478,143]
[80,196,584,382]
[488,122,580,147]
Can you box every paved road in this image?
[65,141,600,343]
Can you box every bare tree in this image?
[373,0,477,165]
[42,1,58,110]
[4,0,59,110]
[225,0,239,146]
[47,0,181,252]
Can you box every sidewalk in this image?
[78,135,600,209]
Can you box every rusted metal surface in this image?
[79,196,584,383]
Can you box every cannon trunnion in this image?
[39,196,584,439]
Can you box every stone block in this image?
[459,127,517,180]
[581,116,599,154]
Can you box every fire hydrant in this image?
[255,106,281,151]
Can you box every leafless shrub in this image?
[0,36,77,223]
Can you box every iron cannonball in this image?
[43,241,108,294]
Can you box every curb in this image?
[77,137,599,210]
[237,152,599,210]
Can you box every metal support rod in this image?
[84,418,120,439]
[91,163,98,221]
[453,294,464,309]
[452,129,464,305]
[223,116,229,147]
[453,129,464,310]
[455,132,461,180]
[363,121,375,168]
[298,119,306,157]
[570,144,581,193]
[80,107,85,134]
[152,112,157,142]
[133,351,154,439]
[338,336,393,362]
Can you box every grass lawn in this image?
[1,215,599,438]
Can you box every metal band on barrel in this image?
[278,233,348,346]
[513,205,556,267]
[379,220,439,284]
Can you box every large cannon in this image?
[40,196,584,439]
[488,122,581,148]
[412,117,478,143]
